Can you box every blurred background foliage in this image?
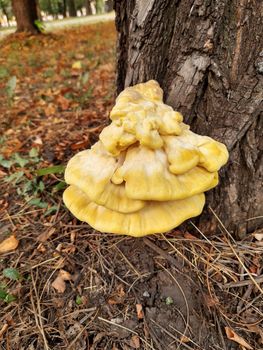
[0,0,113,27]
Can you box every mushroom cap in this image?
[175,124,229,172]
[63,185,205,237]
[64,141,117,201]
[163,136,200,175]
[114,145,218,201]
[65,141,145,213]
[99,123,137,156]
[101,80,183,155]
[63,80,229,236]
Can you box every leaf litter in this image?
[0,21,263,350]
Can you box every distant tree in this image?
[0,0,12,26]
[67,0,76,17]
[61,0,66,17]
[12,0,40,33]
[105,0,113,12]
[85,0,92,15]
[39,0,66,18]
[75,0,86,15]
[95,0,104,14]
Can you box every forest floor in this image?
[0,21,263,350]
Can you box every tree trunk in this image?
[62,0,67,18]
[105,0,114,12]
[85,0,92,15]
[2,6,10,26]
[114,0,263,238]
[95,0,104,14]
[67,0,77,17]
[12,0,40,34]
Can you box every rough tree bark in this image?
[114,0,263,238]
[12,0,40,34]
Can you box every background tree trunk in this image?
[114,0,263,238]
[12,0,40,33]
[62,0,67,18]
[95,0,104,14]
[105,0,113,12]
[85,0,92,15]
[67,0,77,17]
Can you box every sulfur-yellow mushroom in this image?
[63,80,229,237]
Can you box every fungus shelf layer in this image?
[63,80,229,237]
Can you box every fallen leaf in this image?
[44,103,56,117]
[184,232,198,240]
[74,53,85,60]
[180,335,190,343]
[57,95,70,110]
[70,139,89,150]
[51,269,72,293]
[0,323,8,341]
[117,284,125,298]
[38,227,56,242]
[225,327,253,349]
[0,235,19,254]
[70,231,76,244]
[136,304,144,319]
[204,293,220,308]
[112,344,119,350]
[33,136,43,145]
[246,324,263,344]
[72,61,82,69]
[0,170,7,177]
[108,298,119,305]
[130,335,140,349]
[108,284,125,305]
[254,233,263,241]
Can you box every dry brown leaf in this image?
[44,103,56,116]
[225,327,253,349]
[112,344,119,350]
[116,284,125,298]
[51,269,72,293]
[108,298,119,305]
[0,169,7,177]
[180,335,190,343]
[33,136,43,145]
[184,232,198,240]
[74,53,85,60]
[70,231,76,243]
[204,294,220,308]
[38,227,56,242]
[57,95,70,110]
[36,243,46,253]
[136,304,144,319]
[70,139,89,150]
[246,324,263,344]
[0,235,19,254]
[254,233,263,241]
[130,335,140,349]
[0,323,8,341]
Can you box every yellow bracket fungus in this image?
[63,80,229,237]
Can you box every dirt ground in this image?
[0,22,262,350]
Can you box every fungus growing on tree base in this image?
[63,80,229,237]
